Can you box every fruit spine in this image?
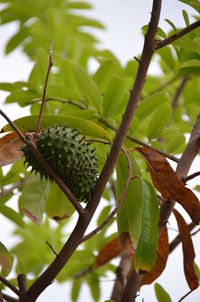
[22,126,98,202]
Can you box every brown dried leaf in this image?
[136,146,200,224]
[141,226,169,285]
[173,209,199,290]
[0,132,24,166]
[96,233,133,267]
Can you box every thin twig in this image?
[32,97,87,110]
[0,179,26,198]
[169,222,196,253]
[35,41,53,138]
[155,20,200,50]
[0,110,27,143]
[100,118,179,163]
[2,293,18,302]
[183,171,200,183]
[0,276,19,296]
[140,75,178,100]
[46,241,58,257]
[25,134,84,216]
[177,284,199,302]
[82,149,132,242]
[169,77,189,125]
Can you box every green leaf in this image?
[86,273,100,302]
[0,242,13,276]
[166,134,185,153]
[0,204,24,228]
[173,36,200,53]
[97,206,112,226]
[2,115,110,141]
[45,184,75,220]
[165,19,177,32]
[134,179,159,272]
[20,175,51,225]
[147,104,172,140]
[93,60,119,91]
[157,47,176,71]
[135,92,168,121]
[28,47,49,88]
[194,262,200,280]
[2,159,25,186]
[154,283,172,302]
[116,152,143,247]
[47,85,82,102]
[180,59,200,68]
[182,10,190,26]
[6,26,28,54]
[71,279,82,302]
[66,1,93,10]
[5,89,41,107]
[102,76,126,118]
[74,65,101,110]
[178,0,200,13]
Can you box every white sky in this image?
[0,1,200,302]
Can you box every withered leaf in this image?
[96,233,133,267]
[136,146,200,224]
[141,226,169,285]
[0,132,24,167]
[173,209,199,290]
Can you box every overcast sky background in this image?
[0,1,200,301]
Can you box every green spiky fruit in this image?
[22,126,98,202]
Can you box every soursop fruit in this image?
[22,126,98,202]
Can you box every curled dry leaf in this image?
[141,226,169,285]
[173,209,199,290]
[96,233,134,267]
[0,132,24,166]
[136,146,200,225]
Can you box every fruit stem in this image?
[35,41,53,139]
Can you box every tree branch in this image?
[111,254,132,302]
[17,274,27,300]
[2,293,18,302]
[0,276,19,296]
[155,20,200,50]
[159,112,200,230]
[119,1,162,301]
[0,179,26,199]
[35,41,53,138]
[22,0,162,299]
[82,149,132,242]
